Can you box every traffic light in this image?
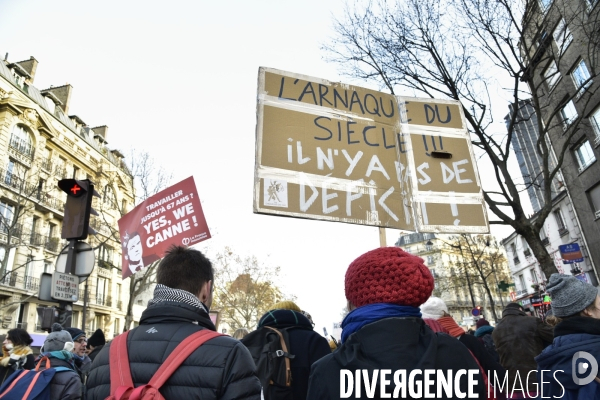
[58,179,100,240]
[36,306,55,332]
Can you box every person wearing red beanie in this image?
[307,247,488,399]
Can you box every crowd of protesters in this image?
[2,245,600,399]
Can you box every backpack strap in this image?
[147,329,223,389]
[109,331,134,398]
[0,357,52,399]
[264,327,293,386]
[53,367,73,373]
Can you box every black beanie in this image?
[87,329,106,348]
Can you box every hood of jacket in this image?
[502,307,527,318]
[333,317,443,370]
[258,309,313,330]
[536,317,600,391]
[140,300,216,330]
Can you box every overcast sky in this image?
[1,0,519,334]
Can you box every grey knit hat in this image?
[43,323,74,352]
[546,273,598,317]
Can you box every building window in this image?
[589,184,600,219]
[522,237,531,257]
[590,107,600,146]
[511,243,520,264]
[97,277,107,305]
[539,0,553,12]
[574,140,596,172]
[544,60,561,90]
[572,60,592,92]
[553,18,573,54]
[587,0,599,9]
[540,227,549,245]
[427,255,434,265]
[9,125,34,159]
[554,209,568,235]
[519,274,527,291]
[561,100,578,127]
[103,185,117,209]
[530,268,538,283]
[0,201,15,233]
[404,236,412,244]
[98,245,113,268]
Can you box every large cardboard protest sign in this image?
[398,97,488,232]
[254,67,488,233]
[118,176,210,279]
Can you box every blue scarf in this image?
[341,303,421,343]
[44,350,73,361]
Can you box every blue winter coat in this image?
[536,316,600,399]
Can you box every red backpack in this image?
[105,329,222,400]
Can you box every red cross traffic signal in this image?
[58,179,100,240]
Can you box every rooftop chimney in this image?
[41,84,73,114]
[16,57,38,84]
[91,126,108,144]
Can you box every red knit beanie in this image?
[345,247,434,308]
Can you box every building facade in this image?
[502,190,595,316]
[396,232,511,326]
[0,55,136,339]
[520,0,600,272]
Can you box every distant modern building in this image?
[506,99,561,214]
[0,55,136,338]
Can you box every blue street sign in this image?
[559,243,584,264]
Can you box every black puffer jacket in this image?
[46,357,82,400]
[492,306,553,392]
[307,317,488,399]
[86,301,261,400]
[254,309,331,400]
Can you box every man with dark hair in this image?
[86,245,261,400]
[493,302,553,398]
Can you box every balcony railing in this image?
[29,232,45,247]
[513,256,520,265]
[40,158,53,171]
[0,272,18,287]
[78,289,89,303]
[23,275,39,291]
[34,192,64,211]
[45,237,62,253]
[9,135,34,159]
[95,294,112,307]
[0,169,64,212]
